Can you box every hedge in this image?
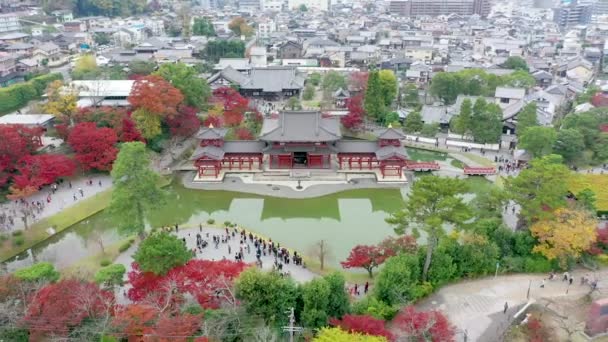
[0,73,63,114]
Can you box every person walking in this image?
[364,281,369,294]
[540,279,545,288]
[503,302,508,314]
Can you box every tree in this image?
[68,122,118,171]
[309,240,332,270]
[212,87,249,127]
[530,208,598,267]
[341,245,387,278]
[554,128,585,163]
[302,277,331,328]
[72,54,99,79]
[44,80,77,120]
[429,72,462,104]
[13,262,59,283]
[128,75,184,117]
[576,188,597,212]
[134,232,193,276]
[323,272,350,319]
[299,4,308,11]
[350,72,369,92]
[322,71,347,92]
[451,98,472,135]
[378,70,398,107]
[166,106,201,137]
[303,84,315,101]
[403,83,419,107]
[392,306,455,341]
[373,253,426,305]
[516,102,538,137]
[10,154,75,196]
[403,111,423,134]
[502,56,529,71]
[152,313,205,342]
[314,327,389,342]
[386,175,471,281]
[93,32,111,45]
[420,123,439,138]
[228,17,253,37]
[204,40,246,62]
[309,72,323,86]
[329,315,393,341]
[94,264,126,289]
[519,126,557,158]
[470,100,503,143]
[154,63,210,110]
[342,95,364,130]
[286,96,302,110]
[111,304,157,339]
[23,280,114,340]
[108,142,166,237]
[132,108,162,140]
[128,60,157,76]
[506,154,571,222]
[192,17,215,36]
[234,268,299,327]
[364,71,385,121]
[118,116,144,142]
[503,70,535,89]
[0,125,41,187]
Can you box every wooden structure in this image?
[463,166,496,175]
[404,161,441,171]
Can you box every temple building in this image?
[190,111,415,180]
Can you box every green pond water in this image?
[5,185,406,271]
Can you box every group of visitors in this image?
[350,282,370,296]
[543,271,599,290]
[0,199,42,231]
[495,156,521,175]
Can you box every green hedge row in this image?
[0,73,63,114]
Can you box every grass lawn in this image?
[464,176,495,197]
[568,174,608,211]
[406,147,447,161]
[458,152,495,167]
[61,236,135,280]
[0,189,112,262]
[450,159,465,169]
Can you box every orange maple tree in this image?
[128,75,184,118]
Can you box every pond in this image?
[5,185,406,272]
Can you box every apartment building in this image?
[0,14,20,33]
[389,0,491,18]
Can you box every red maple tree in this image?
[74,106,126,128]
[0,125,32,187]
[128,259,248,310]
[392,306,455,342]
[330,314,394,341]
[234,127,254,140]
[211,87,249,127]
[152,313,207,342]
[341,95,364,130]
[11,154,76,191]
[341,235,417,278]
[23,280,114,339]
[166,106,201,137]
[118,116,145,142]
[112,304,158,340]
[349,72,369,93]
[68,122,118,171]
[203,114,223,128]
[128,75,184,117]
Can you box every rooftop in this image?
[260,111,341,143]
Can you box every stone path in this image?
[0,174,112,232]
[417,269,608,342]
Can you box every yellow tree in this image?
[314,327,388,342]
[132,108,162,140]
[530,207,598,267]
[44,80,77,121]
[74,54,97,73]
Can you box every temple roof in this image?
[377,127,406,140]
[335,140,378,154]
[375,146,409,161]
[259,111,341,142]
[195,126,228,140]
[190,145,225,161]
[223,141,265,154]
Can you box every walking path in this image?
[417,269,608,342]
[0,174,112,232]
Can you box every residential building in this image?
[257,20,276,38]
[0,14,20,33]
[553,1,592,28]
[261,0,284,11]
[288,0,329,11]
[389,0,491,18]
[593,0,608,15]
[32,42,66,67]
[239,0,261,10]
[278,41,303,59]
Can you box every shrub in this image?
[0,73,62,114]
[523,256,553,273]
[118,241,133,253]
[0,234,7,242]
[11,230,23,237]
[351,297,399,321]
[99,259,111,267]
[207,218,215,225]
[12,236,25,246]
[224,221,231,227]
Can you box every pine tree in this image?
[364,71,385,122]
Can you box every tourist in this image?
[503,302,508,314]
[569,277,573,285]
[228,245,231,254]
[540,279,545,288]
[563,272,569,281]
[354,284,359,296]
[78,188,83,197]
[175,224,179,233]
[364,282,369,294]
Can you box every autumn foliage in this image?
[68,122,119,171]
[23,279,114,340]
[341,236,417,277]
[128,75,184,117]
[211,87,249,127]
[128,259,248,310]
[330,314,394,341]
[392,306,455,342]
[341,95,364,130]
[0,124,44,187]
[166,106,201,137]
[12,154,76,191]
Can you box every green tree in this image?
[519,126,557,158]
[364,70,385,121]
[502,56,529,71]
[301,278,331,328]
[132,109,162,140]
[502,70,535,89]
[323,272,350,318]
[108,142,166,237]
[386,175,472,281]
[378,70,398,107]
[235,268,299,328]
[322,71,347,92]
[299,4,308,11]
[451,98,472,135]
[13,262,60,283]
[516,103,539,137]
[403,83,419,106]
[420,123,439,138]
[286,96,302,110]
[204,40,246,62]
[133,231,192,275]
[309,72,322,86]
[403,111,423,133]
[94,264,126,288]
[93,33,111,46]
[470,100,503,143]
[429,72,462,104]
[374,253,428,305]
[554,128,585,163]
[576,188,597,212]
[154,62,210,109]
[303,84,315,101]
[128,60,156,75]
[192,17,216,36]
[506,154,571,222]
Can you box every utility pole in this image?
[282,307,303,342]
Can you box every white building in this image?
[288,0,329,11]
[0,14,21,33]
[261,0,284,11]
[257,20,276,38]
